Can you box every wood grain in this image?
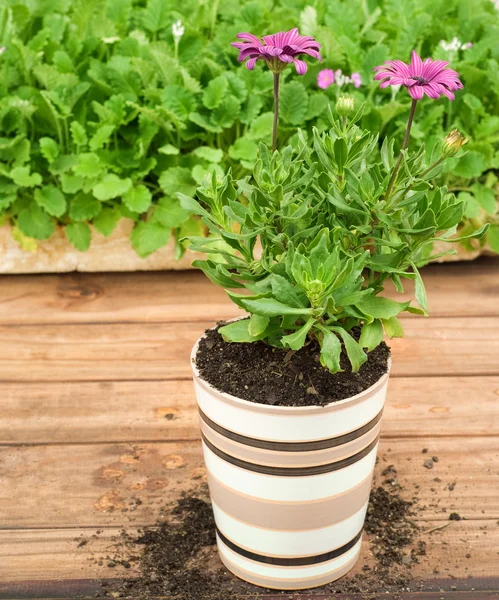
[1,438,498,529]
[1,377,498,444]
[0,258,497,326]
[0,317,498,383]
[0,520,497,583]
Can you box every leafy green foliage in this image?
[1,0,498,256]
[181,106,488,373]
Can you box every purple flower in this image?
[374,50,463,100]
[231,28,321,75]
[0,46,5,55]
[317,68,334,89]
[351,72,362,88]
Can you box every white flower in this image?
[491,0,499,10]
[334,69,351,88]
[172,19,185,41]
[440,37,472,52]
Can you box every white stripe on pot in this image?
[202,440,379,502]
[194,378,388,443]
[217,533,362,580]
[212,500,368,557]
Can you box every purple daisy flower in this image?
[317,68,334,89]
[231,28,322,75]
[374,50,463,100]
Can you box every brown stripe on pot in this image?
[201,432,379,477]
[192,337,391,417]
[199,407,383,451]
[217,538,361,591]
[200,416,382,468]
[207,472,373,530]
[216,526,362,566]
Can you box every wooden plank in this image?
[0,438,497,529]
[0,317,497,383]
[2,376,498,444]
[0,258,497,326]
[0,520,498,584]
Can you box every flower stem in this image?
[385,98,418,201]
[272,72,280,153]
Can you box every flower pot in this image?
[190,332,391,590]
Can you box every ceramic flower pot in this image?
[190,333,391,590]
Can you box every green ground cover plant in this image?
[0,0,497,256]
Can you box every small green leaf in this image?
[279,81,308,125]
[158,144,180,155]
[219,319,261,343]
[34,186,66,217]
[359,319,384,352]
[332,328,367,373]
[10,166,42,188]
[65,222,91,251]
[17,204,54,240]
[248,314,270,337]
[452,151,487,178]
[382,316,404,338]
[93,207,121,237]
[210,96,241,129]
[153,197,190,229]
[60,174,84,194]
[282,318,315,350]
[471,184,497,215]
[39,138,60,163]
[488,224,499,253]
[159,167,197,197]
[410,262,428,315]
[73,153,104,178]
[130,221,171,258]
[70,121,88,146]
[270,274,307,308]
[69,194,102,221]
[192,147,224,163]
[89,124,114,151]
[123,185,152,213]
[357,295,410,319]
[93,174,132,201]
[319,329,342,373]
[229,138,258,162]
[241,297,315,317]
[202,76,229,110]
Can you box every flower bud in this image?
[336,96,354,117]
[443,129,468,157]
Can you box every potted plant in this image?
[179,30,487,590]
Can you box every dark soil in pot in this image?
[195,323,390,407]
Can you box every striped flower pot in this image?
[191,334,391,590]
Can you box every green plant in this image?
[180,39,487,372]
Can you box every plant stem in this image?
[272,72,280,153]
[385,98,418,201]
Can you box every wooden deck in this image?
[0,258,498,599]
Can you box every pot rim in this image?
[190,321,392,414]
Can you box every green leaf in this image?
[10,166,42,188]
[69,194,102,221]
[65,222,91,251]
[248,314,270,337]
[359,319,384,352]
[281,318,315,350]
[70,121,88,146]
[240,297,315,317]
[17,204,54,240]
[60,174,84,194]
[279,81,308,125]
[219,319,261,343]
[158,144,180,155]
[229,138,258,162]
[93,174,132,201]
[270,274,307,308]
[34,186,66,217]
[319,329,342,373]
[131,221,171,258]
[93,207,121,237]
[39,138,60,163]
[211,96,241,129]
[471,184,497,215]
[382,316,404,339]
[123,185,152,213]
[357,296,410,320]
[410,262,428,315]
[452,151,487,178]
[332,328,367,373]
[153,197,190,229]
[487,225,499,253]
[73,153,104,178]
[89,124,114,151]
[202,76,229,110]
[192,147,224,163]
[159,167,197,197]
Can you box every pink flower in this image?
[231,28,321,75]
[374,50,463,100]
[317,68,335,89]
[351,72,362,88]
